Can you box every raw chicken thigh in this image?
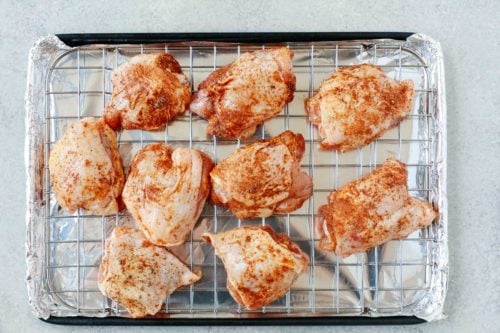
[49,118,124,215]
[104,53,191,130]
[122,143,213,246]
[306,64,414,151]
[317,157,437,257]
[210,131,312,219]
[190,47,295,139]
[202,225,308,310]
[98,227,201,318]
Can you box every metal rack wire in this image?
[43,40,437,318]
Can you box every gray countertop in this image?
[1,0,499,332]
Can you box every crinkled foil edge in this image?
[25,35,69,319]
[405,33,448,322]
[25,34,448,321]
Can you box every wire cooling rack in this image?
[42,38,440,320]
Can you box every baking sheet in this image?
[25,33,447,322]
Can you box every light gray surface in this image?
[0,0,498,332]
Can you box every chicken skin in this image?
[202,225,308,310]
[317,157,437,257]
[122,143,214,246]
[210,131,312,219]
[49,118,124,215]
[104,53,191,131]
[98,227,201,318]
[190,47,296,139]
[305,64,414,151]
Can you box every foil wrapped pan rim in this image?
[25,35,70,320]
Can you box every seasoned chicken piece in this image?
[190,47,296,139]
[98,227,201,318]
[104,53,191,130]
[305,64,414,151]
[317,157,437,257]
[49,118,124,215]
[122,143,213,246]
[202,225,308,310]
[210,131,312,219]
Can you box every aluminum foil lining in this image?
[25,34,448,321]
